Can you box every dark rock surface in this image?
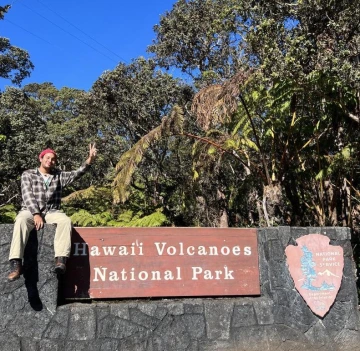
[0,225,359,350]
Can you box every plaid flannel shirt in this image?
[21,162,91,215]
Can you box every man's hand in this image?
[33,214,44,230]
[86,143,97,165]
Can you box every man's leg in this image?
[8,210,35,281]
[45,211,72,274]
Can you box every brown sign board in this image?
[63,227,260,299]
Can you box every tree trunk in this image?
[219,209,229,228]
[262,183,284,226]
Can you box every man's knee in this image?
[55,215,72,226]
[14,211,34,226]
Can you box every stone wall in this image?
[0,225,359,351]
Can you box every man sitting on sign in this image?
[7,143,97,281]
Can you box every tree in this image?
[148,0,244,86]
[0,5,34,86]
[67,58,197,226]
[117,0,360,229]
[0,87,46,214]
[0,83,99,220]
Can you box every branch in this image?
[0,194,18,208]
[348,112,359,123]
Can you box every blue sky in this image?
[1,0,177,91]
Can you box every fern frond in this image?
[70,210,115,227]
[232,110,252,136]
[62,186,112,204]
[112,105,184,203]
[191,70,251,131]
[127,210,168,227]
[191,84,223,130]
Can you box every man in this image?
[8,143,97,281]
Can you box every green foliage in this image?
[62,186,113,213]
[148,0,244,85]
[70,210,113,227]
[112,105,185,203]
[0,6,34,85]
[0,204,17,223]
[0,83,100,210]
[70,209,168,227]
[2,0,360,236]
[315,146,353,181]
[110,209,168,227]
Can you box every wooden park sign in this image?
[63,227,260,299]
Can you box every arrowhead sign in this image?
[285,234,344,317]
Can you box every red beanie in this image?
[39,148,57,159]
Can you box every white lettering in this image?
[191,266,234,280]
[244,246,252,255]
[176,266,181,280]
[221,246,230,255]
[130,268,135,281]
[90,246,100,256]
[164,270,175,280]
[118,246,128,255]
[151,271,161,280]
[93,267,107,281]
[179,242,184,255]
[138,243,144,255]
[204,270,213,280]
[154,242,166,255]
[319,262,340,267]
[209,246,218,255]
[139,271,148,280]
[198,246,207,255]
[167,246,176,255]
[109,271,119,281]
[224,266,234,279]
[315,251,341,256]
[131,243,136,255]
[187,246,195,255]
[103,246,116,255]
[192,267,202,280]
[120,268,127,280]
[232,246,241,256]
[155,242,252,256]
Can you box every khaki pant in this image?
[9,210,72,260]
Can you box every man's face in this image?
[39,153,57,171]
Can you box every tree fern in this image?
[70,208,168,227]
[112,105,184,203]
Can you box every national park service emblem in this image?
[285,234,344,317]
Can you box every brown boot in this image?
[8,259,23,282]
[54,256,67,274]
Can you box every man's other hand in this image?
[86,143,97,165]
[33,214,44,230]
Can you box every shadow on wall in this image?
[59,229,90,302]
[23,230,43,311]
